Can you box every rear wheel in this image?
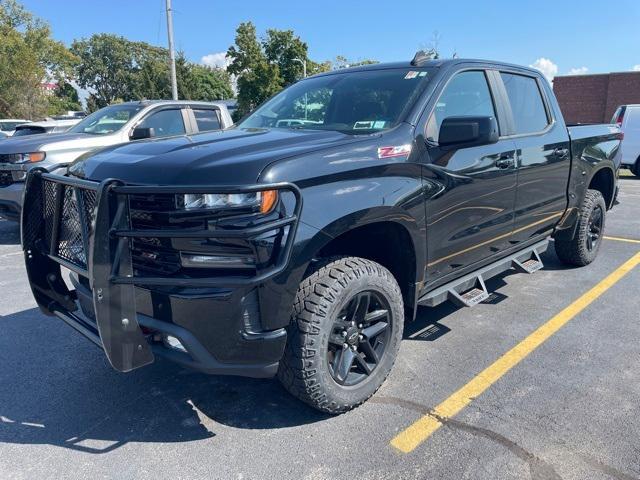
[278,257,404,414]
[555,189,606,266]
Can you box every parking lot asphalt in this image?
[1,177,639,480]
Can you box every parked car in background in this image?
[13,119,81,137]
[20,56,621,413]
[612,105,640,176]
[0,100,233,220]
[0,119,29,136]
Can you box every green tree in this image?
[263,29,308,86]
[180,64,234,101]
[227,22,281,117]
[47,80,81,115]
[71,34,139,109]
[73,34,233,107]
[0,0,77,118]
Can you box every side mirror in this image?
[130,127,155,140]
[438,116,499,149]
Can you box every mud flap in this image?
[88,180,154,372]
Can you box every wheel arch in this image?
[587,166,615,209]
[305,211,425,321]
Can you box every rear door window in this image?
[193,108,222,132]
[137,109,186,137]
[500,73,549,134]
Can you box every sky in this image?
[20,0,640,82]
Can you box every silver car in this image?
[0,100,233,220]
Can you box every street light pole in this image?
[292,58,307,78]
[166,0,178,100]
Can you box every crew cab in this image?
[21,55,620,413]
[0,100,233,220]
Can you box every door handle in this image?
[552,147,569,159]
[495,156,515,169]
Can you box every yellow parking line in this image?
[604,235,640,244]
[391,251,640,454]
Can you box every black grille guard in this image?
[21,169,302,372]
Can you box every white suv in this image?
[612,105,640,176]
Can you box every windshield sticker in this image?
[378,144,412,159]
[354,121,375,129]
[404,71,419,79]
[418,71,428,77]
[373,120,387,129]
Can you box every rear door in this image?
[422,69,518,280]
[498,71,571,245]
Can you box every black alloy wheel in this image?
[327,290,391,386]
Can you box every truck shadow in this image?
[0,249,572,455]
[0,308,328,455]
[0,219,20,245]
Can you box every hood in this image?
[0,132,97,155]
[69,128,371,185]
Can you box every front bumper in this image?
[21,170,301,376]
[0,162,66,220]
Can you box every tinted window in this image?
[240,68,434,134]
[426,71,496,142]
[193,108,221,132]
[501,73,549,134]
[137,109,186,137]
[13,126,47,136]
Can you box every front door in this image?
[421,70,518,281]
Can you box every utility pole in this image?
[166,0,178,100]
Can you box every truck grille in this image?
[0,171,12,187]
[129,194,191,276]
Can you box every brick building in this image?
[553,71,640,124]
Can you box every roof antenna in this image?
[411,50,431,66]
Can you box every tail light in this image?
[614,109,625,127]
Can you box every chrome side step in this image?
[418,239,548,308]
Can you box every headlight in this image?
[179,190,278,214]
[15,152,46,164]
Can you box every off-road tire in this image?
[555,189,606,266]
[278,257,404,414]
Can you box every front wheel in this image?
[278,257,404,414]
[555,189,606,266]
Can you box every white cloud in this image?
[201,51,229,69]
[530,57,558,82]
[633,65,640,72]
[567,66,588,76]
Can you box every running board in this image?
[418,239,548,308]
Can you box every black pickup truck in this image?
[21,55,621,413]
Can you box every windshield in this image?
[239,68,434,134]
[69,104,143,135]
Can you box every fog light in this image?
[180,253,255,269]
[11,171,26,181]
[163,334,187,353]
